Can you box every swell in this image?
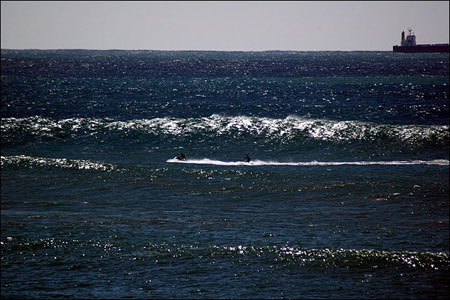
[2,115,448,149]
[2,155,447,175]
[2,236,448,271]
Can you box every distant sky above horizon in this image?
[1,1,449,51]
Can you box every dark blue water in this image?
[1,50,449,299]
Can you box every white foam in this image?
[167,158,449,167]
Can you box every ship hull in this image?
[393,44,449,53]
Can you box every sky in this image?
[1,1,449,51]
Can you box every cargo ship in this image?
[393,28,449,53]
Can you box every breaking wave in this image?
[2,115,448,147]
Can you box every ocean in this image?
[1,50,449,299]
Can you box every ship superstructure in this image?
[400,28,416,47]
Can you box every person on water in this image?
[176,153,186,161]
[245,154,251,163]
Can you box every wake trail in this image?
[166,158,449,167]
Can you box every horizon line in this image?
[1,48,392,52]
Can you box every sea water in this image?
[1,50,449,298]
